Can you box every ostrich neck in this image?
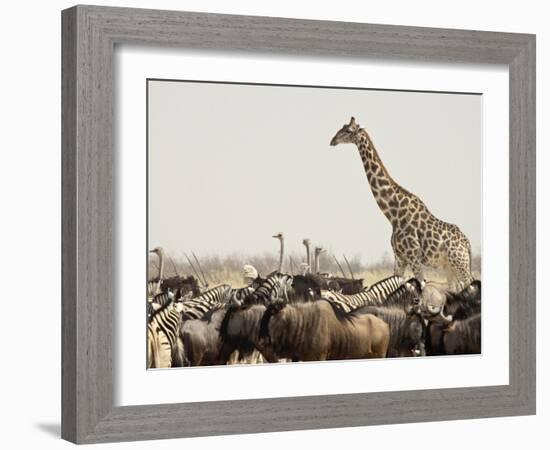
[314,252,320,274]
[305,245,310,270]
[279,240,284,273]
[157,252,165,281]
[356,132,402,224]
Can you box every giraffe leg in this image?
[447,249,474,292]
[410,261,425,283]
[444,264,458,292]
[393,255,408,278]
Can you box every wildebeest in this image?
[442,280,481,320]
[324,276,364,294]
[288,274,322,302]
[161,275,202,298]
[179,306,227,366]
[218,304,279,363]
[259,300,389,361]
[352,303,426,357]
[217,273,292,363]
[425,311,481,355]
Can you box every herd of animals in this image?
[147,117,482,368]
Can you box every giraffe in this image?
[329,117,473,290]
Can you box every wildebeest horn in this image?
[425,303,441,315]
[168,257,180,277]
[440,309,453,324]
[184,253,205,287]
[192,252,209,287]
[342,254,355,280]
[332,254,347,278]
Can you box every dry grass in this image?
[149,251,481,288]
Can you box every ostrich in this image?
[302,239,312,274]
[314,246,325,275]
[272,232,285,273]
[148,247,165,298]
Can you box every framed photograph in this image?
[62,5,536,444]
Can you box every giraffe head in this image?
[330,116,361,146]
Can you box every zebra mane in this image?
[246,273,289,305]
[323,299,359,322]
[181,284,231,320]
[148,294,176,320]
[321,289,377,314]
[383,278,421,308]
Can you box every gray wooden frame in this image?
[62,4,536,444]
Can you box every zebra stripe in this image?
[149,289,175,308]
[231,286,255,300]
[321,289,379,314]
[364,275,405,305]
[147,279,161,301]
[321,275,405,313]
[147,301,183,368]
[246,273,291,305]
[383,278,423,308]
[181,284,232,320]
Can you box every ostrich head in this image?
[149,247,164,256]
[330,116,361,146]
[272,232,284,241]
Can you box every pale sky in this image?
[148,80,481,264]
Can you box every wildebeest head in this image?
[258,301,286,343]
[403,298,428,356]
[404,278,423,296]
[163,275,201,298]
[290,274,321,301]
[461,279,482,305]
[442,279,481,320]
[423,307,454,355]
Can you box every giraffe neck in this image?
[355,131,407,225]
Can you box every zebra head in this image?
[272,273,293,303]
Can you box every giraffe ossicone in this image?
[330,116,474,290]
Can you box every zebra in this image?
[147,300,184,368]
[181,284,232,320]
[147,280,161,302]
[321,288,380,314]
[321,275,407,313]
[228,286,256,307]
[242,273,293,306]
[149,289,175,307]
[383,278,423,309]
[364,275,405,305]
